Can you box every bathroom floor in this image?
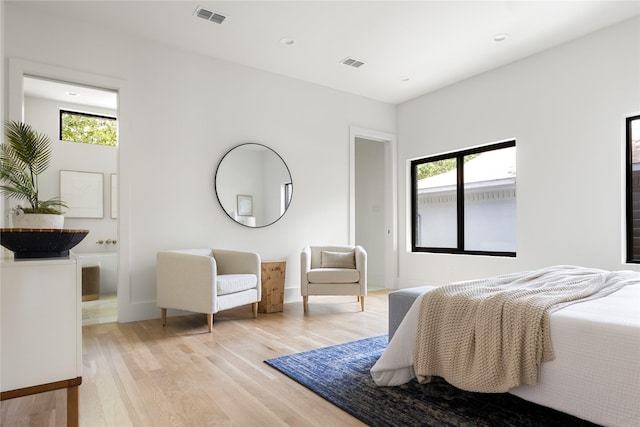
[82,293,117,326]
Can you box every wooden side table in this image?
[82,264,100,301]
[259,260,286,313]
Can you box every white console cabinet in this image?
[1,255,82,426]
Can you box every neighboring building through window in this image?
[626,115,640,262]
[60,110,118,146]
[411,140,516,256]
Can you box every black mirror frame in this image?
[214,143,293,228]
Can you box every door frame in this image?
[349,126,398,289]
[8,57,132,321]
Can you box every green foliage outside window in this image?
[61,110,117,146]
[417,154,479,180]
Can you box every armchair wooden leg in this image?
[303,296,308,313]
[252,302,258,318]
[207,314,213,333]
[360,296,365,311]
[161,308,167,326]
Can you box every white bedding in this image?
[371,276,640,427]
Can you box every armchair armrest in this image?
[301,245,312,275]
[355,245,367,295]
[157,251,216,314]
[355,245,367,272]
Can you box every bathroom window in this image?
[60,109,117,146]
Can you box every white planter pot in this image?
[12,212,64,229]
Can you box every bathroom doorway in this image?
[21,76,119,325]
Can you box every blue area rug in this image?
[264,335,597,427]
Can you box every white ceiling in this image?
[23,76,118,110]
[13,1,640,105]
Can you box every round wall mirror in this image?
[215,143,293,227]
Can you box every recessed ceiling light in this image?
[66,91,79,97]
[493,33,509,42]
[280,37,296,46]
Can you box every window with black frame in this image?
[60,109,117,146]
[411,140,516,256]
[626,115,640,262]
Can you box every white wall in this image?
[4,3,396,321]
[397,17,640,287]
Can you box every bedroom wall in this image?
[4,3,396,321]
[397,17,640,287]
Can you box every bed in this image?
[371,266,640,427]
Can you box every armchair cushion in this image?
[308,268,360,284]
[320,250,356,268]
[217,274,258,295]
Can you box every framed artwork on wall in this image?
[237,195,253,216]
[111,174,118,219]
[60,170,104,218]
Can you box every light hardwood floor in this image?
[1,291,391,426]
[82,294,118,326]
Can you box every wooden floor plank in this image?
[0,291,390,426]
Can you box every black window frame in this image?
[626,114,640,263]
[411,139,516,257]
[59,109,118,145]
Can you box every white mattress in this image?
[371,281,640,427]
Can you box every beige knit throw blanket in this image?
[414,265,636,393]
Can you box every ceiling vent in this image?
[341,57,365,68]
[194,6,227,24]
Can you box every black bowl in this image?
[0,228,89,259]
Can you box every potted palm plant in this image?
[0,120,67,229]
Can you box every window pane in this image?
[415,158,458,248]
[463,146,516,252]
[629,116,640,261]
[61,110,118,146]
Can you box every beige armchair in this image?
[156,248,261,332]
[300,245,367,313]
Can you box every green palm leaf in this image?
[1,121,65,213]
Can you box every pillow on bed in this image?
[321,250,356,269]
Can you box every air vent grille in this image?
[194,6,227,24]
[341,57,365,68]
[210,13,226,24]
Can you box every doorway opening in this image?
[8,57,134,324]
[21,76,119,326]
[350,126,398,291]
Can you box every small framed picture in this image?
[237,195,253,216]
[111,174,118,219]
[60,170,104,218]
